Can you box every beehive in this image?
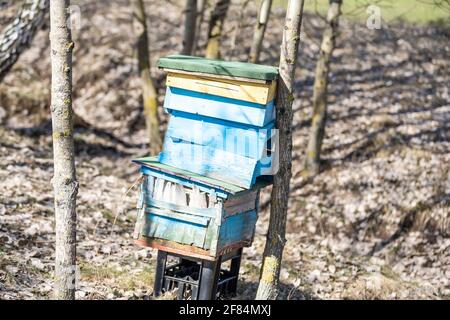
[133,56,278,261]
[133,157,269,260]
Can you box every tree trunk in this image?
[229,0,250,59]
[304,0,342,175]
[182,0,197,55]
[192,0,207,55]
[132,0,162,154]
[255,0,305,300]
[248,0,272,64]
[205,0,230,59]
[0,0,48,82]
[50,0,78,300]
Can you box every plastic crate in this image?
[154,249,243,300]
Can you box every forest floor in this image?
[0,0,449,300]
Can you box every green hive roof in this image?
[157,55,279,81]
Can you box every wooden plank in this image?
[165,112,273,160]
[139,166,229,199]
[217,210,258,252]
[144,206,210,226]
[224,190,257,209]
[136,237,251,260]
[224,190,257,216]
[163,68,270,84]
[159,139,258,189]
[166,72,277,105]
[133,157,245,195]
[164,87,275,127]
[224,201,257,216]
[157,55,278,81]
[136,237,217,260]
[140,211,209,248]
[143,197,220,219]
[216,242,252,257]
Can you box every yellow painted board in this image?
[163,68,271,84]
[166,72,277,105]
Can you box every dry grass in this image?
[341,266,437,299]
[79,261,155,299]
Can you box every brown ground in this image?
[0,0,449,299]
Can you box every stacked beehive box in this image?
[133,157,264,259]
[133,55,278,269]
[158,56,278,189]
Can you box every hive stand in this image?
[153,248,243,300]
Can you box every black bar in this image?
[153,250,168,297]
[177,282,185,300]
[228,248,243,295]
[198,257,222,300]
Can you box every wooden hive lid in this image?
[133,156,244,195]
[157,55,279,82]
[132,156,272,196]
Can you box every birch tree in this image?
[50,0,78,300]
[192,0,207,55]
[248,0,272,64]
[182,0,197,55]
[132,0,162,154]
[228,0,250,59]
[256,0,305,300]
[205,0,230,59]
[304,0,342,175]
[0,0,48,82]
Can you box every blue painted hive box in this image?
[163,86,276,127]
[133,157,269,260]
[157,55,279,189]
[159,111,277,189]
